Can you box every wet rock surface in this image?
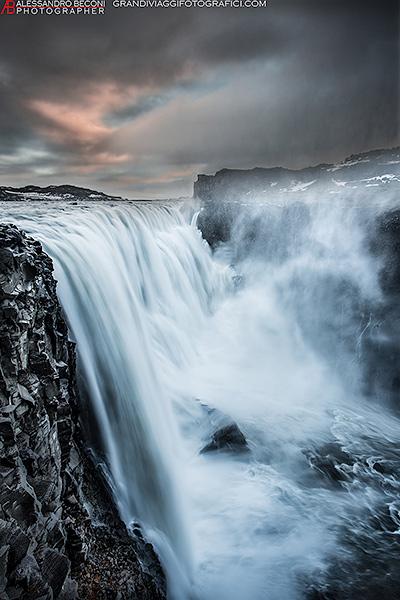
[303,435,400,599]
[200,423,248,454]
[304,442,354,487]
[0,224,165,599]
[364,208,400,406]
[197,401,249,455]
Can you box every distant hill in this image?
[0,184,122,202]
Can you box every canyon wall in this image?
[0,224,165,600]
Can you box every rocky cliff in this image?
[195,146,400,246]
[0,224,166,600]
[194,147,400,408]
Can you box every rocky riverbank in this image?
[0,224,166,600]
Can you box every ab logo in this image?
[0,0,16,13]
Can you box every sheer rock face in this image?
[195,146,400,248]
[0,224,166,600]
[195,148,400,408]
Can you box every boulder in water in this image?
[200,422,249,454]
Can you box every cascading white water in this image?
[1,200,232,599]
[2,195,400,600]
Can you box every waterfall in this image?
[3,201,231,599]
[2,194,400,600]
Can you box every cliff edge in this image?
[0,224,165,600]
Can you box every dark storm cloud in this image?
[0,10,280,96]
[0,0,398,196]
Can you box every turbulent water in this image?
[2,196,400,600]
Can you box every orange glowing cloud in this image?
[30,98,111,146]
[28,83,136,165]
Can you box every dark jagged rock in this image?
[197,401,249,455]
[200,423,248,454]
[0,224,165,599]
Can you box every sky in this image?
[0,1,398,198]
